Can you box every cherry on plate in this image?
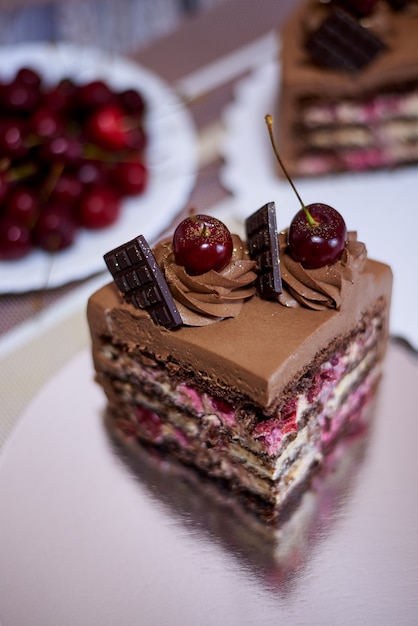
[0,119,28,159]
[4,186,39,227]
[49,172,83,206]
[15,67,42,90]
[76,80,114,111]
[41,79,77,115]
[109,159,148,196]
[86,104,130,150]
[0,215,33,260]
[40,135,83,166]
[32,204,78,252]
[0,76,40,113]
[76,160,108,188]
[77,187,121,229]
[118,88,146,117]
[30,107,64,140]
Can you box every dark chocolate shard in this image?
[245,202,282,299]
[104,235,183,330]
[305,8,386,71]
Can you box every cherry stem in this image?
[0,158,10,172]
[41,161,65,202]
[265,114,317,227]
[7,162,38,182]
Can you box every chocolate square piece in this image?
[245,202,282,298]
[104,235,183,330]
[305,8,386,71]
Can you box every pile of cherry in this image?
[0,66,148,260]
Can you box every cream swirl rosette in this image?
[153,234,257,326]
[277,231,367,310]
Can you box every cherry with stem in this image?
[265,114,347,269]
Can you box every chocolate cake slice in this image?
[278,0,418,176]
[87,205,392,523]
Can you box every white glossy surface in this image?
[0,343,417,625]
[0,43,197,293]
[221,59,418,351]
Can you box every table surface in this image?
[1,2,417,624]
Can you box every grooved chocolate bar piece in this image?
[104,235,183,329]
[305,8,386,71]
[245,202,282,299]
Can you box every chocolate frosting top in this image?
[277,231,367,310]
[153,234,257,326]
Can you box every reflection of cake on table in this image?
[87,203,392,523]
[278,0,418,176]
[106,411,371,588]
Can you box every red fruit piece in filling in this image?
[135,405,162,441]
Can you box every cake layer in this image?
[88,254,391,521]
[278,1,418,176]
[88,259,391,411]
[97,314,381,521]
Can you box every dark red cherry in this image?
[30,107,63,140]
[264,114,348,270]
[118,88,146,117]
[40,135,83,165]
[1,76,40,113]
[0,119,28,158]
[77,187,121,229]
[42,78,77,115]
[49,172,83,206]
[124,125,147,152]
[76,160,107,188]
[288,203,347,269]
[32,204,77,252]
[109,159,147,195]
[76,80,114,111]
[15,67,42,90]
[5,186,39,227]
[0,215,33,260]
[173,214,233,275]
[85,104,129,150]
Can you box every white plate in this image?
[0,343,417,625]
[0,43,197,293]
[221,58,418,351]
